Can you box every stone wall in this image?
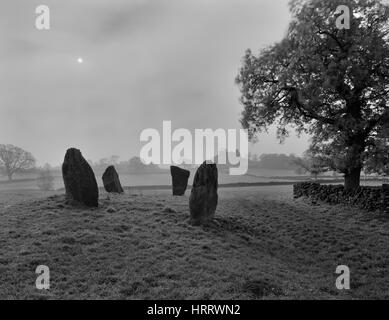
[293,182,389,213]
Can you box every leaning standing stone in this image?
[102,165,124,193]
[62,148,99,207]
[189,162,218,225]
[170,166,190,196]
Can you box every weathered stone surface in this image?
[62,148,99,207]
[189,162,218,225]
[102,165,124,193]
[170,166,190,196]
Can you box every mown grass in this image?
[0,186,388,299]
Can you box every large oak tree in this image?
[236,0,389,189]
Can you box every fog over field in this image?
[1,0,388,304]
[0,0,310,167]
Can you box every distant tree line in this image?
[249,153,300,171]
[87,156,164,175]
[43,156,164,175]
[1,144,387,184]
[37,156,164,176]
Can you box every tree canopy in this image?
[0,144,36,180]
[236,0,389,189]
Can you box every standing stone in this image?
[62,148,99,207]
[102,165,124,193]
[170,166,190,196]
[189,162,218,225]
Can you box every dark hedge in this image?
[293,182,389,213]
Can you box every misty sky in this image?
[1,0,310,166]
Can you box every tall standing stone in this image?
[102,165,124,193]
[189,162,218,225]
[170,166,190,196]
[62,148,99,207]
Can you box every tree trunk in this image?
[7,172,13,181]
[344,167,361,191]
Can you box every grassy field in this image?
[0,185,388,299]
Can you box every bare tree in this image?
[0,144,36,181]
